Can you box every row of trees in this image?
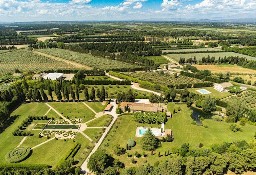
[55,34,145,43]
[179,56,248,65]
[135,112,167,124]
[182,65,230,83]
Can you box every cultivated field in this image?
[222,90,256,110]
[123,71,205,87]
[38,48,142,70]
[0,49,77,74]
[166,52,256,61]
[162,47,222,53]
[231,74,256,83]
[145,56,169,65]
[194,64,256,74]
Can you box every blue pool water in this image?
[138,128,162,137]
[139,128,147,135]
[197,89,211,95]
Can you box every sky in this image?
[0,0,256,22]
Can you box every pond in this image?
[44,124,79,130]
[192,110,203,126]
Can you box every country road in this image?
[106,72,161,96]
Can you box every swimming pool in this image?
[196,89,211,95]
[137,127,162,137]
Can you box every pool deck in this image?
[196,89,212,95]
[136,127,171,137]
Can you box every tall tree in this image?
[47,86,53,101]
[90,87,96,101]
[142,129,159,151]
[100,86,106,101]
[75,86,80,101]
[84,87,89,101]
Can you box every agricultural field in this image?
[38,48,142,70]
[231,74,256,84]
[0,102,110,167]
[188,87,231,99]
[166,52,256,62]
[123,71,205,87]
[145,56,169,65]
[222,90,256,110]
[162,47,222,53]
[0,49,77,74]
[85,76,115,81]
[100,103,256,168]
[194,64,256,74]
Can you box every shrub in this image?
[127,139,136,148]
[131,158,137,164]
[114,145,126,156]
[135,151,141,158]
[240,118,246,126]
[5,147,32,163]
[230,124,241,132]
[165,134,174,142]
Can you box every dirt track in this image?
[33,50,92,70]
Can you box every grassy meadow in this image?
[100,103,256,168]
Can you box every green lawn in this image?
[0,103,49,165]
[165,103,256,148]
[49,102,95,122]
[188,87,231,99]
[87,115,113,127]
[84,128,105,142]
[74,133,94,166]
[22,139,76,168]
[100,104,256,168]
[0,102,95,167]
[85,102,106,113]
[146,56,169,65]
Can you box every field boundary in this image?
[33,50,92,70]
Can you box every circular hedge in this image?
[128,139,136,147]
[6,147,32,163]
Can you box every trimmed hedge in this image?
[5,147,32,163]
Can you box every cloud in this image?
[102,0,146,12]
[185,0,256,18]
[133,2,143,9]
[161,0,180,11]
[71,0,92,4]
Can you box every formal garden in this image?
[0,101,112,168]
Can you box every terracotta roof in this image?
[104,104,113,111]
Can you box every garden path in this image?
[16,106,53,148]
[82,102,97,114]
[45,103,72,124]
[105,73,161,96]
[81,100,119,173]
[16,137,27,148]
[31,137,55,150]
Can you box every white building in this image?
[42,73,64,80]
[214,82,233,92]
